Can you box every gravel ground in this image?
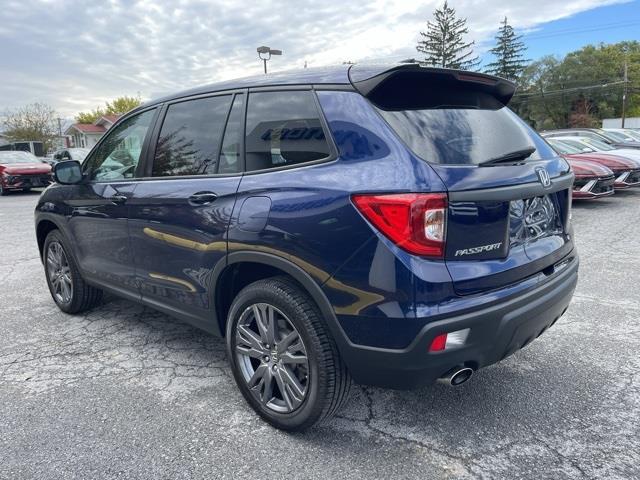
[1,189,639,479]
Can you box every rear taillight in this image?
[351,193,447,258]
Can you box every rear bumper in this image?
[338,256,579,389]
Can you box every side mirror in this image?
[53,160,83,185]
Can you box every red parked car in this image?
[0,151,52,195]
[547,138,640,191]
[565,156,615,199]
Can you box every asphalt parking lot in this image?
[1,190,639,480]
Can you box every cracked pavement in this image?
[1,190,639,479]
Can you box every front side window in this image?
[245,91,331,172]
[85,109,155,181]
[153,95,232,177]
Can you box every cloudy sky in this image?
[1,0,638,118]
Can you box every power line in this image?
[521,20,640,41]
[514,80,627,98]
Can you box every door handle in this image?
[109,194,128,204]
[188,191,218,206]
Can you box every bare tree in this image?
[2,103,57,150]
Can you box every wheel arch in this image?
[213,252,347,350]
[36,218,62,260]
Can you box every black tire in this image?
[23,187,31,193]
[226,276,352,431]
[0,184,6,196]
[43,230,103,314]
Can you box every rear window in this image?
[376,106,555,165]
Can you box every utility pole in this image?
[57,117,63,148]
[621,60,629,128]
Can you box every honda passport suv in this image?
[35,64,578,431]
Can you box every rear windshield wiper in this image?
[479,147,536,167]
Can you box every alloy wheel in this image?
[46,242,73,304]
[234,303,309,413]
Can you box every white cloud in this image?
[0,0,629,117]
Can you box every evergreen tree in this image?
[485,17,529,81]
[416,1,479,70]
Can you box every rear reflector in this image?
[429,334,448,352]
[429,328,470,352]
[352,193,447,258]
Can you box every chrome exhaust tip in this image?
[438,367,474,386]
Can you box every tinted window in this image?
[377,107,556,165]
[153,95,232,177]
[85,109,155,181]
[245,91,331,171]
[218,94,244,174]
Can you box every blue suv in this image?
[36,64,578,430]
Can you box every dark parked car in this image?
[0,151,52,195]
[35,64,579,430]
[52,148,91,164]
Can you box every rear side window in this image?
[153,95,232,177]
[245,91,331,172]
[377,107,556,165]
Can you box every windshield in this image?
[547,139,582,155]
[69,148,90,161]
[623,130,640,141]
[555,138,596,152]
[0,151,40,164]
[604,130,633,142]
[376,106,555,165]
[582,137,615,151]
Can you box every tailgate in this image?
[436,162,574,295]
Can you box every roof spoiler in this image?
[348,64,516,110]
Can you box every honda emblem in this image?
[536,167,552,188]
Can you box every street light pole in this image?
[257,46,282,74]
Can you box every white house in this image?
[65,114,121,148]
